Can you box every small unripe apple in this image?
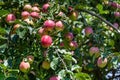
[38,28,47,36]
[41,35,52,48]
[42,61,50,70]
[43,20,55,31]
[30,12,39,18]
[21,11,30,19]
[89,47,100,57]
[65,32,74,41]
[84,27,93,36]
[23,4,32,11]
[69,41,78,50]
[32,6,40,12]
[6,14,16,23]
[19,61,30,73]
[97,57,107,68]
[55,21,64,31]
[27,55,34,64]
[49,76,60,80]
[114,12,120,17]
[42,3,50,13]
[24,18,34,25]
[69,11,78,21]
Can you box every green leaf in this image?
[0,10,9,17]
[0,43,7,49]
[5,77,17,80]
[58,70,66,79]
[0,27,7,35]
[0,73,5,80]
[71,65,80,71]
[74,73,91,80]
[96,4,103,12]
[50,58,59,70]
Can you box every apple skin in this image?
[97,57,107,68]
[114,12,120,17]
[30,12,39,18]
[43,20,55,31]
[27,55,34,64]
[89,47,100,58]
[6,14,16,23]
[23,4,32,11]
[69,11,78,21]
[55,21,64,31]
[42,61,50,70]
[113,22,119,29]
[69,41,78,50]
[21,11,30,19]
[41,35,52,48]
[65,32,74,41]
[49,76,60,80]
[32,6,40,12]
[111,2,118,8]
[42,3,50,13]
[38,28,47,36]
[84,27,93,36]
[19,61,30,73]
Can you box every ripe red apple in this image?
[27,55,34,64]
[21,11,30,19]
[84,27,93,36]
[32,6,40,12]
[89,47,100,57]
[69,11,78,21]
[65,32,74,41]
[30,12,39,18]
[114,12,120,17]
[69,41,78,50]
[23,4,32,11]
[43,20,55,31]
[97,57,107,68]
[42,61,50,70]
[55,21,64,31]
[42,3,50,12]
[111,2,118,8]
[19,61,30,73]
[49,76,60,80]
[6,14,16,23]
[41,35,52,48]
[38,28,47,36]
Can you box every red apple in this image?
[38,28,47,36]
[43,20,55,31]
[6,14,16,23]
[84,27,93,36]
[19,61,30,73]
[27,55,34,64]
[58,11,64,17]
[114,12,120,17]
[21,11,30,19]
[89,47,100,57]
[97,57,107,68]
[30,12,39,18]
[41,35,52,48]
[42,3,50,12]
[49,76,60,80]
[65,32,74,41]
[69,41,78,50]
[23,4,32,11]
[111,2,118,8]
[42,61,50,70]
[55,21,64,31]
[113,22,119,29]
[69,11,78,21]
[32,6,40,12]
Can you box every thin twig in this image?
[77,9,120,34]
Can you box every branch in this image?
[77,9,120,34]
